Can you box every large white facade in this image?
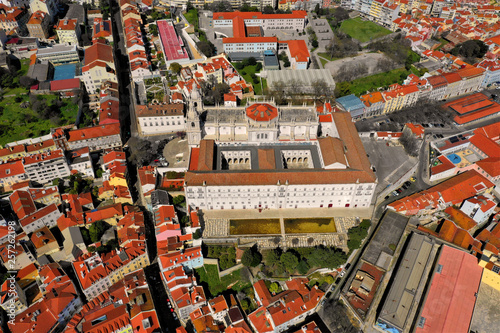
[23,149,70,184]
[186,100,319,147]
[185,108,377,211]
[136,103,185,136]
[186,182,375,210]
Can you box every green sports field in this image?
[340,17,391,43]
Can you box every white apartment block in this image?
[19,204,62,234]
[30,0,58,21]
[56,19,81,45]
[23,149,70,184]
[223,38,278,53]
[137,103,185,136]
[213,11,306,31]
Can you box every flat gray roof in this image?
[362,210,408,269]
[267,69,335,88]
[37,44,78,56]
[377,233,434,331]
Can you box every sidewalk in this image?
[203,206,373,220]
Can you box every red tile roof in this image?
[84,42,114,66]
[415,246,482,333]
[9,190,36,219]
[85,203,123,224]
[67,123,121,142]
[20,203,59,228]
[389,170,494,214]
[444,206,477,230]
[186,112,375,186]
[476,157,500,177]
[50,78,80,91]
[469,133,500,157]
[0,160,24,178]
[285,39,310,63]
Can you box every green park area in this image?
[0,59,78,145]
[336,66,421,97]
[195,264,250,297]
[230,219,281,235]
[184,8,198,28]
[284,218,337,234]
[0,89,79,146]
[340,17,391,43]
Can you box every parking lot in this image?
[361,137,416,202]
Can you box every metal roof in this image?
[377,233,434,331]
[267,69,335,88]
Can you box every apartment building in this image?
[81,40,116,94]
[0,160,26,191]
[26,10,50,39]
[23,149,71,184]
[29,0,58,21]
[56,18,81,45]
[19,203,62,234]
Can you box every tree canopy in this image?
[451,40,488,62]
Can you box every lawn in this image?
[0,89,79,146]
[234,64,264,95]
[320,57,329,68]
[195,264,250,297]
[230,219,281,235]
[340,17,391,43]
[318,53,340,61]
[284,218,337,234]
[184,9,198,29]
[343,67,412,96]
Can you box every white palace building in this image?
[184,100,377,210]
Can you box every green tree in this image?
[269,282,280,294]
[297,260,310,275]
[169,62,182,74]
[312,39,319,48]
[193,229,202,239]
[81,228,90,244]
[241,249,254,267]
[247,57,257,66]
[250,251,262,267]
[196,41,216,57]
[265,249,280,266]
[149,24,158,36]
[280,252,299,273]
[240,298,249,311]
[172,195,185,206]
[96,169,103,178]
[89,221,110,243]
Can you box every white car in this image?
[340,270,345,277]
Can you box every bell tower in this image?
[186,98,202,147]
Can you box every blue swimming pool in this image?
[447,153,462,164]
[53,64,77,81]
